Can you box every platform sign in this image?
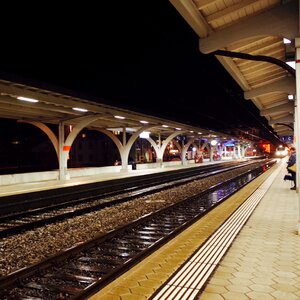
[280,136,293,143]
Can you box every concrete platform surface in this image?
[199,160,300,300]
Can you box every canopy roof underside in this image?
[170,0,298,137]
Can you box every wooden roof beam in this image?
[199,0,298,53]
[169,0,210,37]
[269,115,294,125]
[193,0,217,10]
[244,77,296,99]
[260,102,294,117]
[206,0,263,24]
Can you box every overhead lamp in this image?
[139,131,150,139]
[162,124,169,128]
[175,127,181,130]
[198,132,202,135]
[114,115,125,119]
[288,94,294,100]
[72,107,88,112]
[17,96,39,103]
[283,38,291,44]
[140,120,149,124]
[190,130,194,133]
[286,61,295,70]
[211,140,218,146]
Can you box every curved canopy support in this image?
[182,138,196,161]
[159,131,187,160]
[17,120,59,158]
[62,114,104,169]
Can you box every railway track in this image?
[0,160,276,299]
[0,160,264,238]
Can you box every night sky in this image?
[0,1,280,143]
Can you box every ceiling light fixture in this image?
[72,107,88,112]
[114,115,125,119]
[17,96,39,103]
[286,61,295,69]
[140,120,149,124]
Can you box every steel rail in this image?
[0,160,276,300]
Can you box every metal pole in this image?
[295,37,300,235]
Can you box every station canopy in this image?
[0,79,233,142]
[170,0,298,138]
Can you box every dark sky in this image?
[0,1,280,143]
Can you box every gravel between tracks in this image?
[0,163,262,276]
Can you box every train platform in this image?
[0,159,229,198]
[89,159,300,300]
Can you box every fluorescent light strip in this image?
[17,96,39,103]
[114,115,125,119]
[72,107,88,112]
[140,120,149,124]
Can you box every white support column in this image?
[122,127,126,146]
[224,145,227,157]
[181,139,185,165]
[237,143,241,159]
[209,140,213,162]
[295,37,300,235]
[232,145,237,159]
[121,127,128,171]
[157,133,162,163]
[58,122,66,180]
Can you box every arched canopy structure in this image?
[0,78,240,179]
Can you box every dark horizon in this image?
[0,1,281,144]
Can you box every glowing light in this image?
[162,125,169,128]
[175,128,181,130]
[72,107,88,112]
[288,94,294,100]
[139,131,150,138]
[17,96,39,103]
[192,147,197,152]
[114,115,125,119]
[283,38,291,44]
[140,120,149,124]
[211,140,218,146]
[286,61,295,69]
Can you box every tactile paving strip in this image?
[151,165,280,300]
